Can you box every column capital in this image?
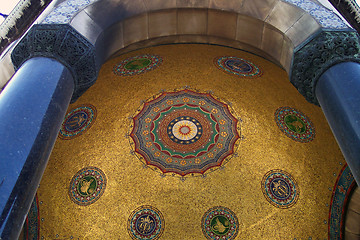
[291,30,360,105]
[11,24,97,102]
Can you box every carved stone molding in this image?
[11,24,97,102]
[291,30,360,105]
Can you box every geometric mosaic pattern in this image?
[214,56,262,78]
[275,106,315,143]
[130,89,240,176]
[262,169,299,209]
[113,54,163,76]
[201,206,239,240]
[59,104,96,140]
[69,167,106,206]
[128,205,165,240]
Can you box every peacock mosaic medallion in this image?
[129,89,240,178]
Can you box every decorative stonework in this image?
[43,0,99,24]
[128,205,165,240]
[59,105,96,139]
[214,56,262,78]
[283,0,348,29]
[130,89,240,177]
[291,31,360,104]
[201,206,239,240]
[69,167,106,206]
[113,55,163,76]
[262,170,299,209]
[11,24,98,102]
[275,107,315,143]
[329,164,355,239]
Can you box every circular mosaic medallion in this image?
[59,105,96,140]
[128,205,165,240]
[262,169,299,209]
[130,89,240,176]
[275,107,315,143]
[201,206,239,240]
[214,56,262,78]
[69,167,106,206]
[113,54,163,76]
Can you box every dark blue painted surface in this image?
[0,57,74,239]
[316,62,360,186]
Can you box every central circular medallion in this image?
[201,206,239,240]
[168,116,202,144]
[130,89,240,176]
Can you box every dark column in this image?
[0,57,74,239]
[316,62,360,185]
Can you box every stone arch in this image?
[65,0,324,73]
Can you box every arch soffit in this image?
[45,0,349,73]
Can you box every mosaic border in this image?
[328,164,356,239]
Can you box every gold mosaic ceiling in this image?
[34,44,346,239]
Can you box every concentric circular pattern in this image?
[128,205,165,240]
[59,105,96,139]
[130,89,240,176]
[113,54,163,76]
[214,56,262,78]
[201,206,239,240]
[69,167,106,206]
[275,106,315,143]
[262,170,299,209]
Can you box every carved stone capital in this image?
[291,30,360,105]
[11,24,97,102]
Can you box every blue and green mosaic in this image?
[113,55,163,76]
[275,107,315,143]
[69,167,106,206]
[59,105,96,140]
[262,169,299,209]
[128,205,165,240]
[214,56,262,78]
[201,206,239,240]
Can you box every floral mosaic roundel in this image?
[128,205,165,240]
[262,169,299,209]
[69,167,107,206]
[113,54,163,76]
[130,89,240,176]
[201,206,239,240]
[59,104,96,140]
[214,56,262,78]
[275,107,315,143]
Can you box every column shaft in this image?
[316,62,360,185]
[0,57,74,239]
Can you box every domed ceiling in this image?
[21,44,352,239]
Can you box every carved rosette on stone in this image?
[291,30,360,105]
[11,24,98,102]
